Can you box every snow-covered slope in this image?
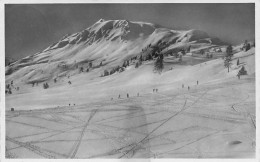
[5,19,226,85]
[5,45,255,110]
[5,19,255,159]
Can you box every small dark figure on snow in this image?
[69,104,70,106]
[68,81,72,85]
[127,93,129,98]
[182,84,184,88]
[137,93,139,97]
[118,94,121,99]
[188,86,190,90]
[156,89,158,92]
[197,81,199,85]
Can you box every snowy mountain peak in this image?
[42,19,158,52]
[6,19,228,85]
[96,18,105,23]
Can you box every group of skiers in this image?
[153,89,158,93]
[110,81,201,101]
[111,92,141,100]
[118,93,134,99]
[111,83,200,101]
[181,80,199,91]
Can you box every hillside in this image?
[5,46,255,110]
[5,19,255,159]
[5,46,255,158]
[5,19,226,86]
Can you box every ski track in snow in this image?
[6,80,255,158]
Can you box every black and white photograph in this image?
[2,1,259,160]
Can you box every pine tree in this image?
[122,61,126,68]
[224,45,233,72]
[110,69,115,75]
[138,55,143,65]
[238,66,247,76]
[154,54,164,74]
[237,59,240,66]
[89,62,92,68]
[245,43,251,51]
[43,83,49,89]
[104,69,109,76]
[187,45,191,53]
[139,55,143,62]
[200,49,205,55]
[243,40,248,50]
[226,45,233,57]
[224,56,232,73]
[179,54,183,62]
[79,67,84,73]
[147,54,152,60]
[135,62,139,68]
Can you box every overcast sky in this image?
[5,3,255,60]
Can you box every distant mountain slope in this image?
[5,19,227,85]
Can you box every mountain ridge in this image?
[6,19,228,85]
